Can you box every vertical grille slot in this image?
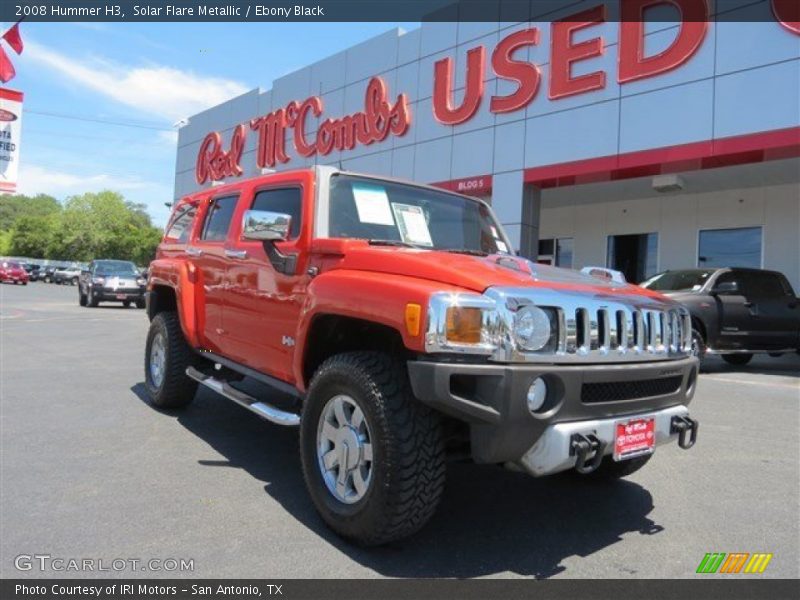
[597,309,610,349]
[576,308,590,350]
[616,310,627,349]
[647,311,657,349]
[634,311,645,349]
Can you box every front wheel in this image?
[79,290,87,306]
[722,353,753,366]
[136,298,146,309]
[123,300,131,308]
[144,311,198,409]
[300,352,446,546]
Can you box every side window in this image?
[164,203,197,243]
[201,196,238,242]
[747,272,788,299]
[715,271,742,291]
[251,187,302,239]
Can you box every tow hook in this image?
[570,433,607,474]
[670,415,699,449]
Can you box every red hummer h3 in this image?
[145,167,699,545]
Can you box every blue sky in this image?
[4,21,414,225]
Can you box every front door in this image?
[713,270,756,350]
[223,176,311,384]
[192,194,239,353]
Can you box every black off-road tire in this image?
[136,298,146,309]
[575,454,652,480]
[722,353,753,366]
[300,352,446,546]
[144,311,198,409]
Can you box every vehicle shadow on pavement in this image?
[701,354,800,378]
[131,382,663,579]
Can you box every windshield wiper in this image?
[368,239,427,249]
[441,248,489,256]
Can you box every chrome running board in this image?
[186,366,300,427]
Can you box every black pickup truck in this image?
[78,259,147,308]
[641,268,800,365]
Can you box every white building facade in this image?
[174,0,800,288]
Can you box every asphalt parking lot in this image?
[1,282,798,579]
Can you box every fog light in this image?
[527,377,547,413]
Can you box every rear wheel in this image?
[300,352,446,546]
[722,353,753,366]
[144,311,198,409]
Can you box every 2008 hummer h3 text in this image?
[145,167,699,545]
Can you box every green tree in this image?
[0,193,61,230]
[8,214,57,258]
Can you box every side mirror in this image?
[242,210,292,242]
[712,281,739,295]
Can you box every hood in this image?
[314,240,670,300]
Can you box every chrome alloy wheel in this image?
[316,394,374,504]
[149,332,166,388]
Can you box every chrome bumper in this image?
[517,404,692,477]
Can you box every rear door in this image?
[191,193,240,353]
[743,271,800,350]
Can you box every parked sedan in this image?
[79,259,147,308]
[0,260,29,285]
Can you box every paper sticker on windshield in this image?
[391,203,433,247]
[352,183,395,226]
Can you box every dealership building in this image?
[173,1,800,289]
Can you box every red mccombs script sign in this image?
[196,0,800,185]
[196,77,410,184]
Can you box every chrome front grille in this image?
[560,305,691,357]
[486,287,692,364]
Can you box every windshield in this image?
[94,261,139,276]
[641,270,715,292]
[327,174,511,255]
[2,261,21,269]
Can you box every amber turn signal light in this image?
[405,303,422,336]
[445,307,483,344]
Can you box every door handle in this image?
[186,247,203,256]
[224,249,248,259]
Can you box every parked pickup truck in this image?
[641,268,800,365]
[78,259,147,308]
[145,167,699,545]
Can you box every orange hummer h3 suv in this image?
[145,166,699,545]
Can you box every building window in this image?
[698,227,762,269]
[607,233,658,284]
[537,237,573,268]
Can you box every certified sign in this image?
[0,88,23,193]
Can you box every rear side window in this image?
[744,271,789,298]
[251,187,302,239]
[164,203,197,243]
[201,196,238,242]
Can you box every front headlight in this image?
[513,305,552,351]
[92,277,105,284]
[136,277,146,286]
[426,292,500,354]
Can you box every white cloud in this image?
[17,163,151,197]
[158,130,179,145]
[24,40,249,122]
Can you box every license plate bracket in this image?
[116,294,126,300]
[613,417,656,461]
